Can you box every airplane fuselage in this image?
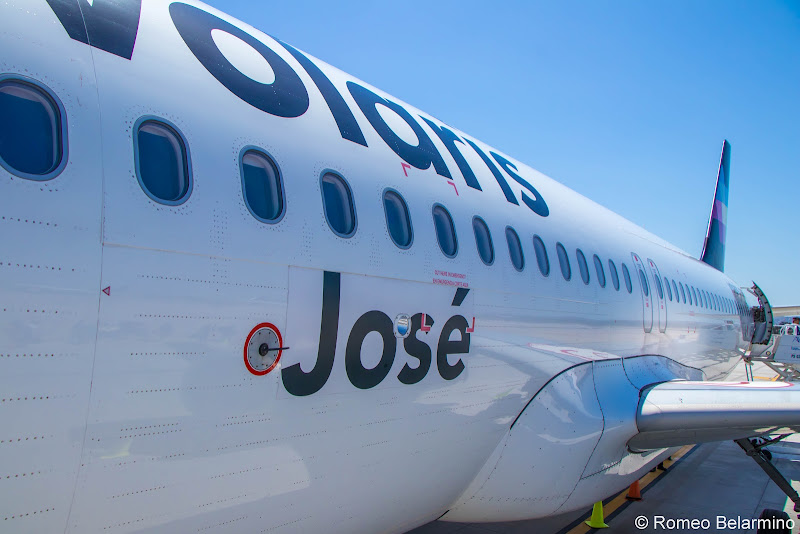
[0,1,756,533]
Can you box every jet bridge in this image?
[743,283,800,382]
[750,283,774,347]
[744,283,773,358]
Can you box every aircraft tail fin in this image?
[700,140,731,272]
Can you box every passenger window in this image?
[241,149,284,222]
[672,280,679,303]
[533,235,550,276]
[321,172,356,236]
[432,205,457,257]
[0,78,65,179]
[383,190,413,248]
[505,227,524,271]
[621,263,633,293]
[593,255,606,288]
[608,260,620,291]
[664,277,673,301]
[556,242,571,281]
[638,269,650,297]
[472,217,494,265]
[679,282,686,303]
[135,119,191,205]
[576,249,590,285]
[691,287,699,307]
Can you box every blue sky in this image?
[217,0,799,306]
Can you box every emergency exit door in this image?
[646,258,667,333]
[631,253,653,333]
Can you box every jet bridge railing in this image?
[747,331,800,382]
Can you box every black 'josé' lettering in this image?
[282,271,340,396]
[437,315,470,380]
[397,313,433,385]
[345,311,396,389]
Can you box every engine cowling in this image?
[442,357,699,522]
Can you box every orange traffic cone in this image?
[626,480,642,501]
[585,501,609,529]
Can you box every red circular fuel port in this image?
[244,323,283,376]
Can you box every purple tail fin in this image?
[701,140,731,272]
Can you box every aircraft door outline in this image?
[631,253,653,333]
[646,259,667,333]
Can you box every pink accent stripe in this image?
[711,199,727,221]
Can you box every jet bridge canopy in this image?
[750,282,773,346]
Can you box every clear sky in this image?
[216,0,799,306]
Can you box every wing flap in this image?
[628,381,800,451]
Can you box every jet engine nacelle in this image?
[442,357,699,522]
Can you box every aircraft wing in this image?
[628,381,800,451]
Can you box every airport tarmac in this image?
[408,360,800,534]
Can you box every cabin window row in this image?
[552,242,633,293]
[0,80,745,319]
[657,274,739,316]
[127,115,662,302]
